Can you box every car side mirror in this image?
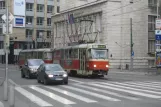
[25,64,27,66]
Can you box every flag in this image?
[68,13,74,24]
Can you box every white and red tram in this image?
[52,43,109,76]
[18,48,53,68]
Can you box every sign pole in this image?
[3,0,9,101]
[130,18,133,71]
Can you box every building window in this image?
[37,4,44,12]
[26,16,33,24]
[0,1,5,9]
[37,30,45,38]
[26,3,33,11]
[0,15,5,23]
[148,40,155,53]
[47,18,51,26]
[37,17,44,25]
[148,15,157,31]
[148,0,157,6]
[57,6,60,13]
[47,5,52,13]
[47,31,51,38]
[26,29,33,38]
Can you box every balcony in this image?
[0,8,5,13]
[26,23,34,28]
[26,0,34,3]
[26,11,34,16]
[37,0,44,4]
[47,0,53,5]
[37,12,44,17]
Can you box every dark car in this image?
[37,64,68,85]
[21,59,44,79]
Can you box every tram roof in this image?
[54,43,107,50]
[20,48,52,52]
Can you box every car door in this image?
[37,65,42,79]
[23,60,28,76]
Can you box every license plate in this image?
[55,78,63,80]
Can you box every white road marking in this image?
[99,82,161,95]
[124,82,161,88]
[15,87,52,107]
[45,86,97,103]
[30,86,76,105]
[9,79,18,86]
[73,84,139,100]
[61,85,120,101]
[68,79,84,83]
[89,83,161,99]
[0,101,4,107]
[112,82,161,91]
[125,81,161,86]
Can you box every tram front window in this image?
[88,49,108,59]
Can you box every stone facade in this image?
[52,0,158,69]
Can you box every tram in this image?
[18,48,53,68]
[53,43,109,76]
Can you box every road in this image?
[0,65,161,107]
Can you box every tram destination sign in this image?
[92,45,106,49]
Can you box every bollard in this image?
[9,84,15,107]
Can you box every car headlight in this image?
[30,68,34,71]
[106,65,109,68]
[48,75,53,78]
[94,65,97,67]
[63,73,68,77]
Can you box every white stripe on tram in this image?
[73,84,139,100]
[45,86,97,103]
[89,83,161,99]
[61,85,120,101]
[15,87,52,107]
[99,82,161,95]
[30,86,76,105]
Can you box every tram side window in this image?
[38,52,43,59]
[69,49,78,59]
[26,52,32,59]
[33,52,37,59]
[65,49,69,59]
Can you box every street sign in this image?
[155,30,161,35]
[131,51,134,57]
[1,13,14,22]
[156,49,161,52]
[3,24,13,34]
[156,35,161,40]
[156,19,161,29]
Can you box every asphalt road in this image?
[0,65,161,107]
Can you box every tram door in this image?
[79,48,86,75]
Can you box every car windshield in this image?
[28,60,44,66]
[45,64,64,71]
[89,49,108,59]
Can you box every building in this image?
[51,0,160,69]
[0,0,60,63]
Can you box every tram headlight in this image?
[94,65,97,67]
[106,65,109,68]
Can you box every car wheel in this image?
[27,71,31,79]
[37,76,41,83]
[44,78,48,85]
[64,81,68,85]
[21,71,25,78]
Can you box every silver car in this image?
[21,59,44,79]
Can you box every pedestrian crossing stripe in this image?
[15,81,161,107]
